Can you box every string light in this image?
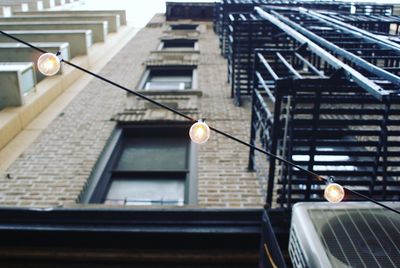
[1,30,399,215]
[189,120,210,144]
[37,53,61,76]
[324,182,345,203]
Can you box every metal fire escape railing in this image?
[307,11,400,49]
[322,13,400,36]
[227,12,283,105]
[265,7,400,98]
[213,1,221,33]
[215,0,394,58]
[214,0,263,58]
[342,3,394,16]
[215,1,400,208]
[247,7,400,208]
[216,1,396,106]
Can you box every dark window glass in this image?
[91,127,190,206]
[116,137,188,171]
[170,24,198,30]
[162,39,196,49]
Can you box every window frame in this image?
[170,24,198,30]
[82,124,198,205]
[138,66,198,91]
[158,39,199,51]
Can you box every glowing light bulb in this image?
[324,183,345,203]
[189,120,210,144]
[37,53,60,76]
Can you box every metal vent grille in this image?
[289,227,309,268]
[309,208,400,268]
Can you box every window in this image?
[170,24,198,30]
[86,125,197,206]
[143,67,196,90]
[160,39,197,50]
[106,178,185,206]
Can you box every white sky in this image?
[69,0,399,28]
[70,0,215,27]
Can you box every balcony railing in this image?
[215,1,396,106]
[245,9,400,207]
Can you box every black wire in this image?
[209,126,325,181]
[62,58,325,181]
[64,57,326,181]
[3,30,400,215]
[0,30,48,54]
[61,59,195,122]
[344,187,400,216]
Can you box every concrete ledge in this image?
[0,42,70,82]
[150,50,200,54]
[137,90,203,96]
[0,63,36,108]
[0,25,138,168]
[15,10,127,25]
[0,21,108,42]
[0,14,120,32]
[0,110,22,150]
[0,30,92,57]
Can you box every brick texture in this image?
[0,15,264,208]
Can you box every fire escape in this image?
[215,2,400,266]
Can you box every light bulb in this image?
[189,120,210,144]
[324,183,344,203]
[37,53,60,76]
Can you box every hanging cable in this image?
[0,30,47,54]
[1,30,399,215]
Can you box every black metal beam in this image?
[0,207,263,249]
[255,7,390,100]
[310,10,400,50]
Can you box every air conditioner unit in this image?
[289,202,400,268]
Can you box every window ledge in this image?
[136,89,202,96]
[151,50,200,54]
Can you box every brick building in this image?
[0,7,264,208]
[0,1,267,267]
[0,1,400,267]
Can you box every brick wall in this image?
[0,15,264,208]
[196,28,263,207]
